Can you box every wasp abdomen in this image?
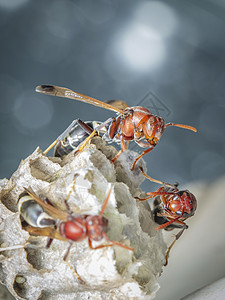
[18,193,55,228]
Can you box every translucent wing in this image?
[24,225,68,241]
[106,99,129,110]
[36,85,125,114]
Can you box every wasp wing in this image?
[36,85,125,114]
[105,99,129,110]
[24,188,68,221]
[24,225,68,241]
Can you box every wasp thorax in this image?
[60,218,87,241]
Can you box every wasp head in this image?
[86,215,108,242]
[145,116,165,146]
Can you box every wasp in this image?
[136,184,197,265]
[18,186,133,281]
[36,85,197,170]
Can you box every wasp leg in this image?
[135,186,165,201]
[46,238,53,248]
[138,167,165,186]
[64,260,85,284]
[164,226,187,266]
[88,238,113,250]
[111,135,126,163]
[139,167,176,189]
[43,140,58,155]
[63,242,73,261]
[64,174,80,215]
[131,147,154,171]
[62,242,85,283]
[74,130,96,153]
[88,233,133,251]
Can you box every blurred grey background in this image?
[0,0,225,299]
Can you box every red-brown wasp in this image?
[36,85,197,170]
[136,184,197,265]
[18,185,133,281]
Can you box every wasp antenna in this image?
[166,122,197,132]
[100,186,112,216]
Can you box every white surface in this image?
[183,277,225,300]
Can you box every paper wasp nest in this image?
[0,137,166,300]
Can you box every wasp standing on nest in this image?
[36,85,197,172]
[136,183,197,265]
[18,183,133,282]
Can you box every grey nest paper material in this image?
[0,137,167,300]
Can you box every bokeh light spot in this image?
[13,91,54,132]
[107,23,166,75]
[134,1,177,38]
[119,24,165,71]
[105,1,177,75]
